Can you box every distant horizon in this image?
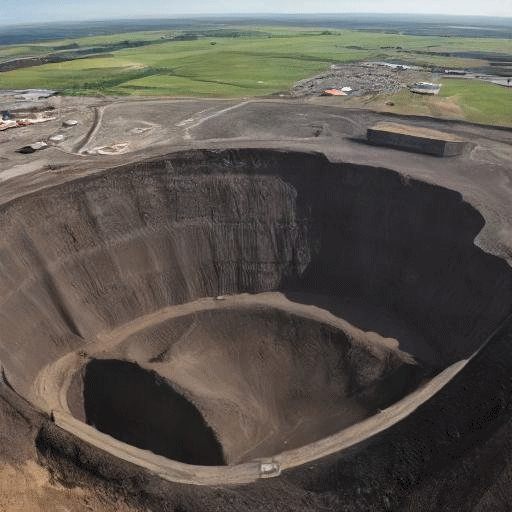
[1,9,512,29]
[3,13,512,26]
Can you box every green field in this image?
[440,79,512,126]
[1,25,511,125]
[332,78,512,126]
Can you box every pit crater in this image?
[69,297,422,465]
[0,148,508,481]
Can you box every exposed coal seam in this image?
[288,313,512,511]
[0,366,39,426]
[0,381,33,425]
[0,391,34,426]
[19,233,83,339]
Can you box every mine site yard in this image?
[0,83,511,512]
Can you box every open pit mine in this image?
[1,99,512,511]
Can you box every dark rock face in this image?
[83,359,226,466]
[282,314,512,512]
[0,149,509,394]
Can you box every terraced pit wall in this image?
[0,148,510,402]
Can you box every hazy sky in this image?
[1,0,512,26]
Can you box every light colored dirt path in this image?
[75,105,105,154]
[177,101,251,140]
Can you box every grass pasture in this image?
[0,25,511,125]
[439,79,512,126]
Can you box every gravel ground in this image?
[291,63,427,97]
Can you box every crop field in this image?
[0,25,511,124]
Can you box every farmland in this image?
[0,22,511,124]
